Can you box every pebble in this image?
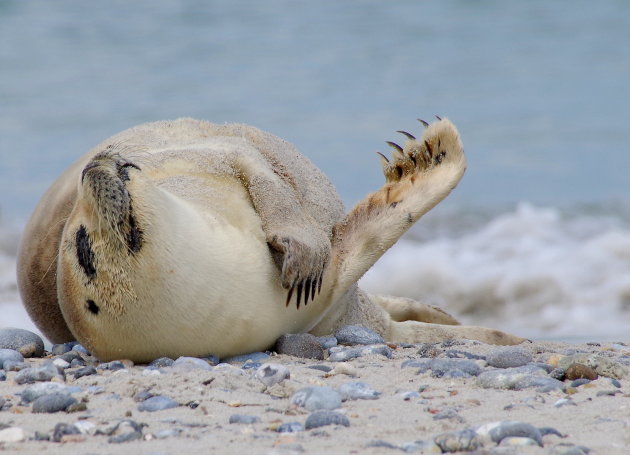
[0,348,24,369]
[476,420,543,446]
[72,344,90,355]
[486,346,533,368]
[403,358,482,378]
[307,364,332,372]
[432,407,464,422]
[445,350,485,360]
[400,440,442,453]
[477,364,563,391]
[290,386,342,411]
[2,360,29,371]
[155,428,183,439]
[557,353,627,379]
[318,336,338,349]
[335,325,384,345]
[224,352,270,364]
[229,414,261,424]
[149,357,175,368]
[0,427,26,443]
[0,328,45,357]
[553,445,592,455]
[0,371,5,381]
[329,363,359,377]
[417,343,442,358]
[52,358,71,369]
[554,398,577,408]
[304,410,350,429]
[328,344,392,362]
[398,391,420,401]
[338,382,381,401]
[499,436,539,446]
[15,363,65,384]
[277,422,304,433]
[21,382,70,403]
[51,342,77,355]
[98,360,127,371]
[434,429,482,453]
[74,420,97,435]
[52,423,81,442]
[138,395,179,412]
[274,333,325,360]
[73,366,97,379]
[57,351,83,364]
[32,392,78,413]
[256,363,291,387]
[172,356,213,371]
[569,378,591,388]
[109,431,143,443]
[565,363,598,380]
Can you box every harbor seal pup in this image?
[17,117,525,361]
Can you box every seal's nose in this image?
[81,161,100,183]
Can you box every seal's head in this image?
[57,149,149,358]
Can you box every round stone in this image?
[334,325,384,346]
[172,357,213,371]
[21,382,69,403]
[565,363,598,381]
[0,328,45,357]
[255,363,290,387]
[137,395,179,412]
[338,382,381,401]
[229,414,261,424]
[0,348,24,369]
[32,393,78,413]
[290,386,342,411]
[486,346,533,369]
[0,427,26,443]
[304,410,350,429]
[274,333,325,360]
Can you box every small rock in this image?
[98,360,127,371]
[229,414,261,424]
[0,348,24,369]
[0,427,26,443]
[109,431,143,443]
[499,436,540,446]
[52,358,71,369]
[445,350,485,360]
[32,393,78,413]
[476,421,543,446]
[256,363,290,387]
[71,359,88,370]
[406,358,482,378]
[0,328,45,357]
[477,364,551,390]
[329,363,359,377]
[328,344,392,362]
[133,389,155,402]
[52,423,81,442]
[610,378,622,388]
[434,429,482,453]
[432,407,463,422]
[317,336,338,349]
[72,344,90,355]
[73,366,97,379]
[224,352,270,364]
[398,391,420,401]
[155,428,183,439]
[0,371,5,381]
[58,351,83,364]
[306,364,332,372]
[335,325,384,345]
[557,353,627,379]
[0,397,5,409]
[21,382,69,403]
[366,440,398,449]
[73,421,97,435]
[15,363,65,384]
[565,363,598,381]
[338,382,381,401]
[553,445,592,455]
[290,386,342,411]
[400,440,442,453]
[274,333,325,360]
[549,368,566,380]
[417,343,442,358]
[138,395,179,412]
[486,346,533,368]
[569,378,592,388]
[554,398,577,408]
[2,360,28,371]
[149,357,175,368]
[172,357,213,371]
[304,410,350,429]
[51,342,77,355]
[277,422,304,433]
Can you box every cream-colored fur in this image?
[18,118,524,362]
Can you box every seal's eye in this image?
[86,299,100,315]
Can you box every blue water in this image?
[1,1,630,340]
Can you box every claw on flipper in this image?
[286,286,294,307]
[418,118,429,128]
[385,141,403,152]
[296,281,304,309]
[376,151,390,163]
[311,277,317,301]
[317,272,323,294]
[396,130,416,140]
[435,115,442,120]
[304,278,311,306]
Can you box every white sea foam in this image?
[2,204,630,342]
[361,203,630,341]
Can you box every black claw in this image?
[310,277,317,301]
[396,130,416,140]
[318,272,323,294]
[304,278,311,306]
[386,141,403,153]
[424,140,433,157]
[418,118,429,128]
[296,281,303,309]
[376,151,390,163]
[435,114,442,120]
[286,286,294,307]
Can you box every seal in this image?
[17,118,525,362]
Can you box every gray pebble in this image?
[366,440,398,449]
[73,366,97,379]
[278,422,304,433]
[149,357,174,368]
[304,410,350,429]
[52,358,71,369]
[554,398,577,408]
[224,352,270,363]
[445,350,485,360]
[432,407,464,422]
[486,346,533,368]
[14,363,65,384]
[51,342,76,356]
[0,371,5,381]
[0,348,24,369]
[274,333,325,360]
[138,395,179,412]
[477,364,548,390]
[307,364,332,372]
[318,336,338,349]
[21,382,70,403]
[58,351,83,364]
[550,368,566,380]
[477,420,543,446]
[229,414,261,424]
[52,423,81,442]
[241,361,261,370]
[290,386,342,411]
[172,357,213,371]
[133,389,154,402]
[339,382,381,401]
[109,431,143,443]
[255,363,290,387]
[515,375,565,392]
[399,391,420,401]
[2,360,28,371]
[554,445,592,455]
[328,344,392,362]
[569,378,591,388]
[32,393,78,413]
[434,428,482,452]
[610,378,622,388]
[0,328,45,357]
[400,440,442,453]
[98,360,126,371]
[155,428,183,439]
[409,358,482,378]
[335,325,384,346]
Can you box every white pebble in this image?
[52,358,70,369]
[0,427,26,443]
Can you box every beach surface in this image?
[1,330,629,455]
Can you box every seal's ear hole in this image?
[86,299,100,315]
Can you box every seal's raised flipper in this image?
[328,118,466,303]
[389,320,527,345]
[369,294,461,325]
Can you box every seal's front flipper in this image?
[268,232,328,309]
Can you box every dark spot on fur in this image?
[407,213,413,224]
[434,151,446,165]
[390,201,399,208]
[86,299,100,315]
[76,226,96,279]
[126,214,143,253]
[117,161,141,182]
[396,166,403,179]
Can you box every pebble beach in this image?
[0,326,628,454]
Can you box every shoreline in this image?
[1,329,629,454]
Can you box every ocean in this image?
[1,0,629,342]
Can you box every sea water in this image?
[1,1,629,341]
